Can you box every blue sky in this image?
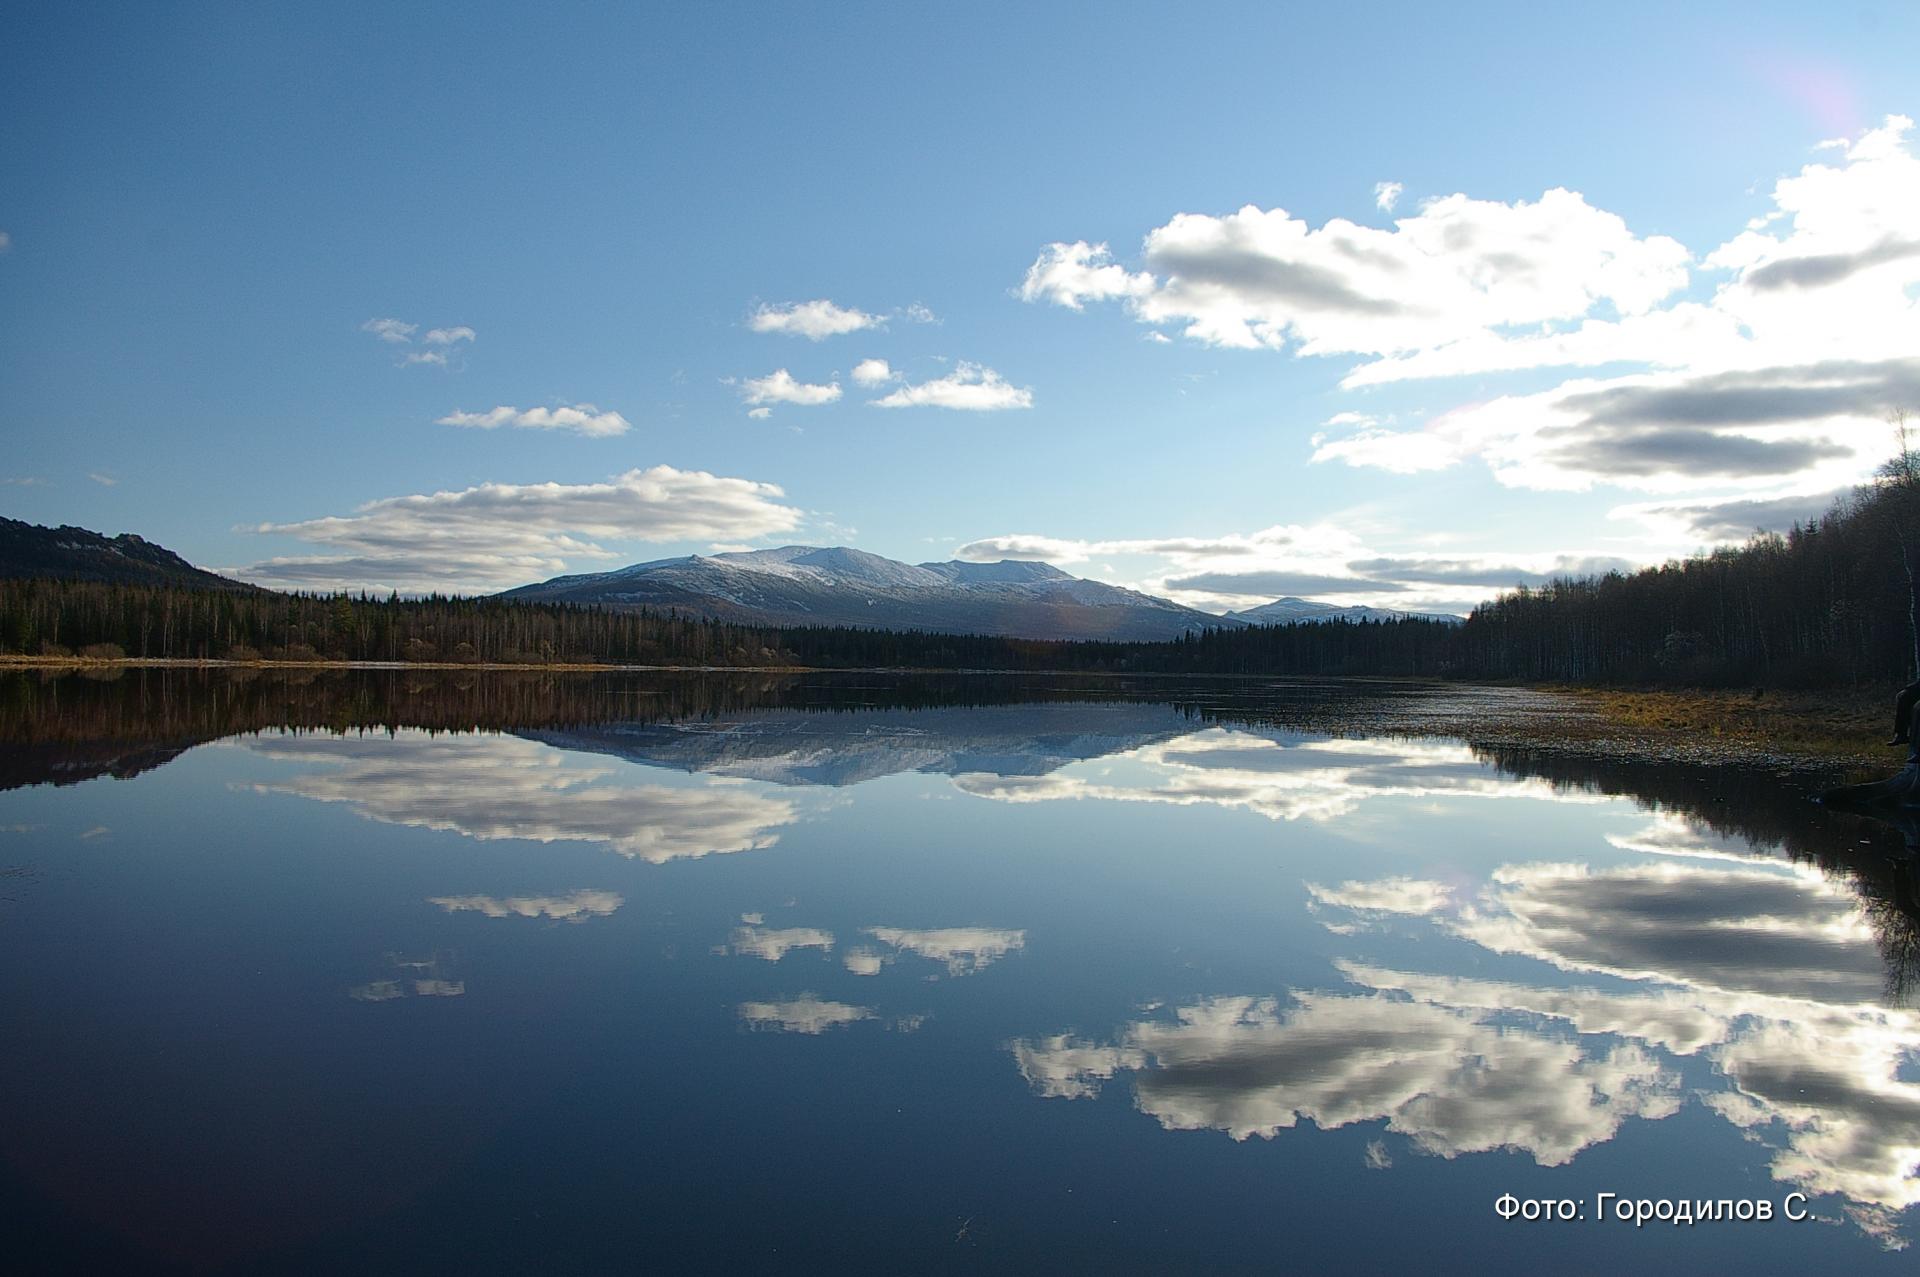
[4,2,1918,612]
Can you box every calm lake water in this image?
[3,669,1918,1273]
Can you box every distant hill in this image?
[1226,596,1464,626]
[499,545,1244,641]
[0,518,251,590]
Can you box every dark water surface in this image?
[3,668,1918,1273]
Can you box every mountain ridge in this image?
[500,544,1242,641]
[0,517,253,591]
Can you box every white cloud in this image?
[870,362,1033,410]
[1373,181,1402,212]
[1337,359,1912,494]
[361,317,416,344]
[748,299,879,340]
[902,302,939,324]
[850,358,896,386]
[429,890,623,922]
[238,464,803,593]
[1021,194,1687,355]
[1026,116,1920,502]
[363,316,476,366]
[740,368,842,407]
[86,472,118,487]
[0,230,11,251]
[437,404,632,438]
[951,518,1658,611]
[1310,425,1458,474]
[1017,241,1155,310]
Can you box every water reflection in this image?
[955,732,1609,823]
[244,734,800,863]
[1013,992,1680,1163]
[737,995,877,1034]
[1018,832,1920,1247]
[8,669,1920,1263]
[349,951,466,1001]
[428,889,623,922]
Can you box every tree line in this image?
[2,475,1915,686]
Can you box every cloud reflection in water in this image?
[245,733,800,863]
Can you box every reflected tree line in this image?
[1477,745,1920,1002]
[3,477,1917,685]
[8,666,1920,1001]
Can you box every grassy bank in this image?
[1560,685,1900,766]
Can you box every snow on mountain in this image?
[499,545,1237,641]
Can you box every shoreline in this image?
[3,656,1904,774]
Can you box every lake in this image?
[3,668,1917,1272]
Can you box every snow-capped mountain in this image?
[1225,597,1464,626]
[498,546,1241,641]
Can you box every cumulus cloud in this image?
[1029,115,1920,502]
[247,733,800,863]
[422,326,476,346]
[1320,358,1911,493]
[1373,181,1402,212]
[237,465,802,594]
[870,362,1033,410]
[1017,241,1155,310]
[850,358,896,386]
[739,369,842,407]
[748,299,880,340]
[429,889,623,922]
[1022,191,1687,355]
[437,404,632,438]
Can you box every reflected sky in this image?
[4,680,1918,1268]
[242,733,803,863]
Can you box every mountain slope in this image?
[499,545,1240,641]
[0,518,252,590]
